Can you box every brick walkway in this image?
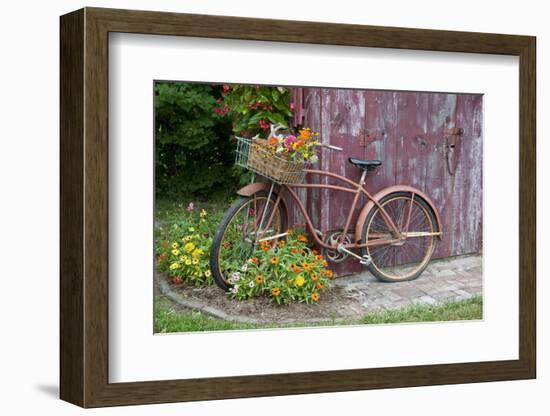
[333,254,482,313]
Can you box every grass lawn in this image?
[154,295,482,333]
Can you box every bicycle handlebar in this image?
[316,143,343,152]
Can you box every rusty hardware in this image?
[359,128,385,147]
[444,127,464,175]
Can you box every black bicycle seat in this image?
[348,157,382,170]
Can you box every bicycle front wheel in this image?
[361,192,438,282]
[210,191,287,291]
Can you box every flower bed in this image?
[228,228,334,305]
[156,203,222,285]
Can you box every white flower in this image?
[248,281,255,288]
[231,272,241,281]
[276,146,284,154]
[232,284,240,293]
[241,264,248,272]
[310,154,319,164]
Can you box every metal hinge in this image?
[359,128,385,147]
[444,127,464,175]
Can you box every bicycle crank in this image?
[337,244,372,265]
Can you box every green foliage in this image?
[218,84,294,137]
[155,82,236,198]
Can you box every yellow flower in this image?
[171,249,180,256]
[270,256,279,265]
[271,287,281,296]
[255,275,264,284]
[192,258,199,265]
[184,242,195,253]
[204,270,212,278]
[311,293,320,302]
[192,248,204,258]
[171,242,179,249]
[185,259,192,266]
[200,209,207,218]
[169,262,180,270]
[310,272,318,281]
[295,275,305,287]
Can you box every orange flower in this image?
[268,136,278,146]
[249,257,258,264]
[302,262,312,271]
[322,270,334,279]
[271,287,281,296]
[297,234,308,243]
[290,264,302,273]
[291,248,298,254]
[310,272,318,281]
[311,292,320,302]
[255,275,264,284]
[315,255,324,261]
[322,260,328,267]
[287,279,293,285]
[276,240,286,248]
[316,282,324,290]
[270,256,279,265]
[261,246,269,252]
[299,128,312,140]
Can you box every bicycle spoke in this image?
[365,195,436,281]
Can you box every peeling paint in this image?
[288,88,483,274]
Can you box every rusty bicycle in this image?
[210,124,443,291]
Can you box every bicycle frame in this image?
[249,168,441,252]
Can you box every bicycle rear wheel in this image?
[361,191,437,282]
[210,191,287,291]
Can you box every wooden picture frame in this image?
[60,7,536,408]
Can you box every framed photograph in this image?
[60,7,536,408]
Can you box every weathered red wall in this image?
[289,88,483,275]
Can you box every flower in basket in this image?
[267,127,320,163]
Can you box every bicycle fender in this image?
[236,182,272,196]
[354,185,443,242]
[236,182,289,216]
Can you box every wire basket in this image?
[235,136,308,184]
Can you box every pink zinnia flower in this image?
[187,202,194,212]
[284,135,297,149]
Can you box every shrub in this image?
[217,84,294,138]
[154,82,237,198]
[228,228,334,304]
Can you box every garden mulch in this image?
[156,254,482,324]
